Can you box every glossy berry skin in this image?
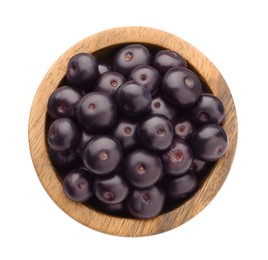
[66,53,98,88]
[161,139,193,176]
[149,95,178,122]
[174,117,195,141]
[94,71,126,96]
[153,49,187,75]
[124,149,163,188]
[93,174,129,204]
[111,119,138,152]
[47,118,79,152]
[127,185,165,219]
[128,65,160,95]
[115,80,152,117]
[191,124,229,162]
[47,85,82,119]
[75,92,117,132]
[189,93,225,126]
[162,67,201,108]
[63,168,93,202]
[113,44,151,76]
[82,136,122,175]
[138,115,174,152]
[165,172,198,200]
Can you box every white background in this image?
[1,0,267,259]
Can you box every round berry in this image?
[113,44,151,76]
[94,71,126,96]
[189,93,225,126]
[191,124,229,162]
[82,136,122,175]
[124,149,163,188]
[128,64,160,95]
[75,92,117,132]
[66,53,98,88]
[127,186,165,219]
[153,49,187,75]
[162,67,201,108]
[115,80,152,117]
[47,85,82,119]
[63,168,93,202]
[111,119,138,152]
[161,139,193,176]
[47,118,79,152]
[138,115,174,152]
[93,174,129,204]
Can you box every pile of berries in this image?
[46,43,228,219]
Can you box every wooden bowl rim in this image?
[28,26,238,237]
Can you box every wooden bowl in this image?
[28,26,238,237]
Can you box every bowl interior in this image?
[29,26,238,236]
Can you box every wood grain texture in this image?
[28,26,238,237]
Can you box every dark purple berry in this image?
[149,95,178,122]
[47,85,82,119]
[128,64,160,95]
[161,139,193,176]
[66,53,98,88]
[138,115,174,152]
[127,185,165,219]
[124,149,163,188]
[75,92,117,132]
[63,168,93,202]
[111,119,138,152]
[47,118,79,152]
[94,71,126,95]
[115,80,152,117]
[174,117,195,141]
[165,172,198,200]
[113,44,151,76]
[153,49,187,75]
[162,67,201,108]
[191,124,229,162]
[93,174,129,204]
[189,93,225,125]
[82,136,122,175]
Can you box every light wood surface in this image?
[28,26,238,236]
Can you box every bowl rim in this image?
[28,26,238,237]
